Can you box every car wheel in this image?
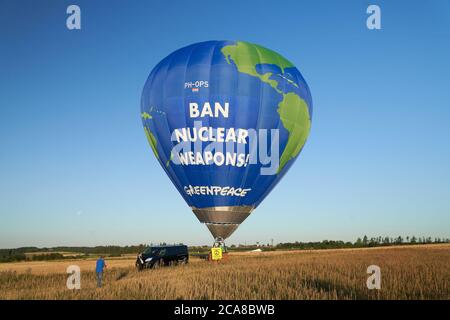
[153,259,162,269]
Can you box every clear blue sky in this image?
[1,0,449,248]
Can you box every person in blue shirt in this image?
[95,256,107,288]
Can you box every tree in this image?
[362,235,368,246]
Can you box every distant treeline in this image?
[0,245,147,263]
[230,235,450,251]
[0,252,76,263]
[1,237,449,263]
[191,235,450,252]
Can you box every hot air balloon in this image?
[141,41,312,245]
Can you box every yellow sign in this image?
[211,247,223,261]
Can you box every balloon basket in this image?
[207,237,229,262]
[207,251,229,262]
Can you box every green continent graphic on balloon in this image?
[142,110,159,160]
[221,41,311,173]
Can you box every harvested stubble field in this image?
[0,244,448,299]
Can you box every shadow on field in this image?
[302,277,368,299]
[114,268,129,281]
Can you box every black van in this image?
[136,245,189,270]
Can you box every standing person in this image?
[95,256,107,288]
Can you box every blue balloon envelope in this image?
[141,40,312,240]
